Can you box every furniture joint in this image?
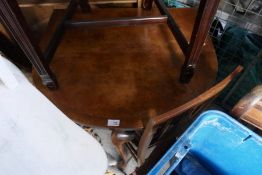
[39,74,58,90]
[179,64,195,84]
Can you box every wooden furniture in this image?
[18,0,139,8]
[114,66,242,165]
[0,0,223,168]
[31,7,221,167]
[0,0,220,89]
[33,8,218,129]
[232,85,262,131]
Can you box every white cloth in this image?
[0,55,107,175]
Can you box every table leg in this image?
[0,0,57,89]
[77,0,91,13]
[142,0,153,9]
[180,0,220,83]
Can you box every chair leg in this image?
[0,0,57,89]
[77,0,91,13]
[111,130,135,168]
[179,0,220,83]
[137,119,155,165]
[142,0,153,10]
[137,0,142,8]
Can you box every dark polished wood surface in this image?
[0,0,57,88]
[232,85,262,131]
[180,0,220,83]
[33,7,218,129]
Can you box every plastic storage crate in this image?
[148,110,262,175]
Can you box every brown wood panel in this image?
[65,15,168,28]
[136,66,242,164]
[18,0,137,7]
[153,66,242,124]
[180,0,220,83]
[241,99,262,130]
[232,86,262,131]
[242,107,262,130]
[33,8,218,129]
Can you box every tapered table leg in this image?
[77,0,91,13]
[180,0,220,83]
[0,0,57,89]
[142,0,154,9]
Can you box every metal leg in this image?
[180,0,220,83]
[0,0,57,89]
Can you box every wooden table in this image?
[33,7,218,129]
[0,0,220,88]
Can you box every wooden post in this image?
[77,0,91,13]
[142,0,153,10]
[180,0,220,83]
[0,0,57,89]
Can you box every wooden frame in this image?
[18,0,138,8]
[65,16,168,27]
[0,0,57,88]
[0,0,220,89]
[111,66,242,167]
[232,85,262,131]
[136,66,242,164]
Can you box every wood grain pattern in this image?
[232,85,262,131]
[10,0,219,91]
[180,0,220,83]
[154,66,243,125]
[65,15,168,27]
[33,7,218,129]
[18,0,137,7]
[242,107,262,128]
[154,0,188,54]
[136,66,242,164]
[44,0,77,62]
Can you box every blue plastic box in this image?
[148,110,262,175]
